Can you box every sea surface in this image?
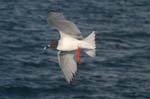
[0,0,150,99]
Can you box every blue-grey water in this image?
[0,0,150,99]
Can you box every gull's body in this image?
[57,31,95,51]
[47,12,96,83]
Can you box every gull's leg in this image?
[75,47,80,64]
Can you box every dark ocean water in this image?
[0,0,150,99]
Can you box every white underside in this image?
[57,33,81,51]
[57,31,95,51]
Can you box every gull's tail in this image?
[84,49,96,57]
[80,31,96,57]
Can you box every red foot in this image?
[75,47,80,64]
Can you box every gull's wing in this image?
[57,51,77,83]
[48,12,83,39]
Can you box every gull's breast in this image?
[57,36,81,51]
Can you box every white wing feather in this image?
[48,12,83,39]
[57,51,77,83]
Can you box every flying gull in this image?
[44,12,96,83]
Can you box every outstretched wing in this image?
[57,51,77,83]
[48,12,83,39]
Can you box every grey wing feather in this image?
[57,51,77,83]
[48,12,83,39]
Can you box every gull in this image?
[45,12,96,83]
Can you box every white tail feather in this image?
[82,31,96,57]
[84,31,96,48]
[84,49,96,57]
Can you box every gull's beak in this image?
[43,45,49,50]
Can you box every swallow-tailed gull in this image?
[45,12,96,83]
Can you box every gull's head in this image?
[49,40,58,49]
[44,40,58,50]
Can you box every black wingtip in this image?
[68,73,77,85]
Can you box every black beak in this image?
[43,45,49,50]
